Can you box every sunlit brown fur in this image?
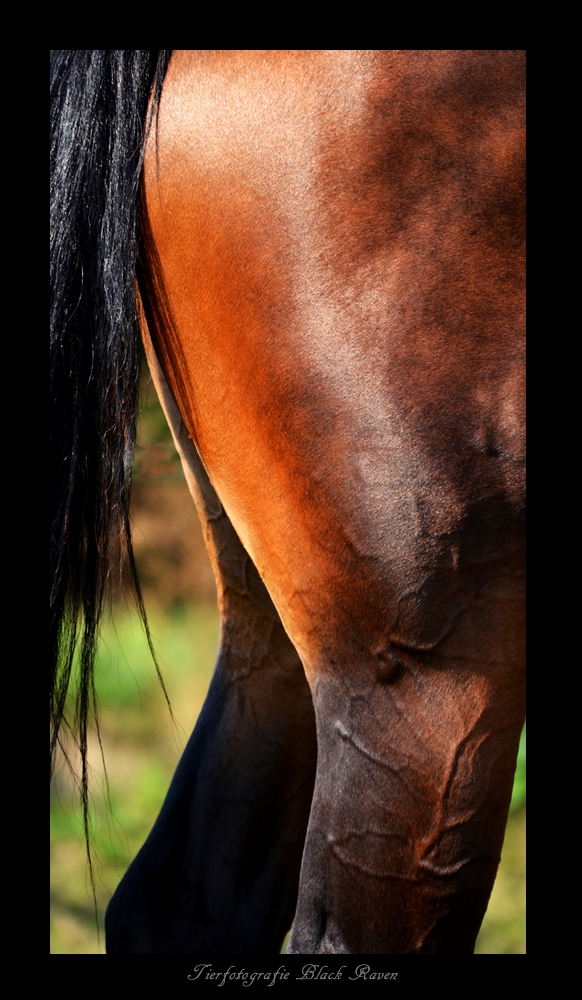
[107,50,525,954]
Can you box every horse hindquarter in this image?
[129,50,525,954]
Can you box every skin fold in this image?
[106,50,525,954]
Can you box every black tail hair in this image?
[50,51,173,878]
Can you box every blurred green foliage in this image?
[50,604,219,954]
[474,805,525,954]
[510,726,526,812]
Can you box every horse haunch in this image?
[51,50,525,955]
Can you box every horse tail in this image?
[50,51,172,844]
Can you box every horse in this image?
[50,50,525,955]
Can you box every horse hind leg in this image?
[286,559,525,955]
[105,348,317,954]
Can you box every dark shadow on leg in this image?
[106,354,317,954]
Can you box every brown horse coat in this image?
[106,50,525,954]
